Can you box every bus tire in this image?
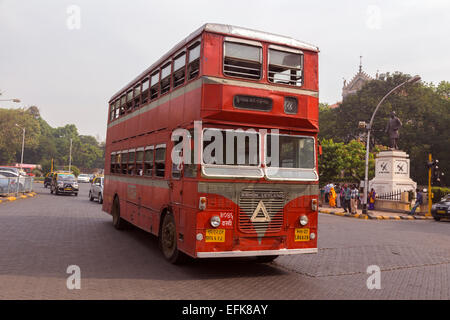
[159,212,185,264]
[255,255,279,263]
[112,196,125,230]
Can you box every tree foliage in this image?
[319,72,450,186]
[0,107,104,173]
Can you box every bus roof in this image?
[109,23,319,102]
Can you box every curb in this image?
[0,192,37,204]
[320,209,433,221]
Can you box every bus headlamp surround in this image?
[300,215,308,226]
[210,216,221,228]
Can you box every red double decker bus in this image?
[103,24,320,263]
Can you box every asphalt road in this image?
[0,183,449,299]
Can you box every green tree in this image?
[319,72,450,185]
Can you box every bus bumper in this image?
[196,247,317,258]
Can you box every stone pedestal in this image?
[369,150,417,195]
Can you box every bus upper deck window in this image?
[126,90,133,111]
[141,78,149,104]
[134,85,141,108]
[160,63,171,95]
[150,72,159,100]
[268,47,303,86]
[223,41,262,80]
[114,99,120,119]
[120,95,126,115]
[173,52,186,88]
[187,42,200,80]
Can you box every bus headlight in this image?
[210,216,221,228]
[300,215,308,226]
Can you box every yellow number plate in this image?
[437,210,446,214]
[295,228,310,242]
[205,229,225,242]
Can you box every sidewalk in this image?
[319,204,433,220]
[0,192,37,204]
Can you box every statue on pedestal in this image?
[385,111,402,150]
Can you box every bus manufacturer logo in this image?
[250,200,271,222]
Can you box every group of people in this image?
[323,183,377,214]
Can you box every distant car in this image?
[50,172,79,196]
[89,176,104,203]
[0,170,26,189]
[431,194,450,221]
[77,174,91,183]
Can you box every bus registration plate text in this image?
[205,229,225,242]
[295,228,310,241]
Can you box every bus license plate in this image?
[295,228,310,241]
[205,229,225,242]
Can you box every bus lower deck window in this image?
[136,150,144,176]
[121,152,128,174]
[128,151,135,175]
[144,149,154,176]
[155,146,166,177]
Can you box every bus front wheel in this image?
[160,212,185,264]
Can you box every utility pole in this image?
[69,139,73,172]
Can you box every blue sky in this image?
[1,0,449,140]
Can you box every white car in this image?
[77,174,91,183]
[89,176,104,203]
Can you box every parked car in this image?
[77,173,91,183]
[431,194,450,221]
[89,176,104,203]
[50,172,79,196]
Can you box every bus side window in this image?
[136,149,144,176]
[172,52,186,89]
[160,62,171,95]
[141,78,149,105]
[155,145,166,178]
[120,95,126,116]
[110,153,115,173]
[134,84,141,109]
[115,100,120,119]
[150,71,159,100]
[144,148,154,176]
[171,136,182,179]
[128,150,135,175]
[121,152,128,174]
[126,90,133,111]
[187,41,200,80]
[109,103,115,122]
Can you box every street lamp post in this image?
[15,124,26,194]
[362,75,421,214]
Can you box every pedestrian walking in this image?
[335,184,341,208]
[350,184,359,214]
[368,188,376,210]
[410,189,423,215]
[341,184,351,213]
[329,187,337,208]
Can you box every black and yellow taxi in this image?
[50,172,79,196]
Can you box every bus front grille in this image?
[238,188,285,234]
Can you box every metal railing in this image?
[0,176,34,196]
[376,189,402,201]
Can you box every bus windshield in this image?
[202,129,263,178]
[265,134,317,181]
